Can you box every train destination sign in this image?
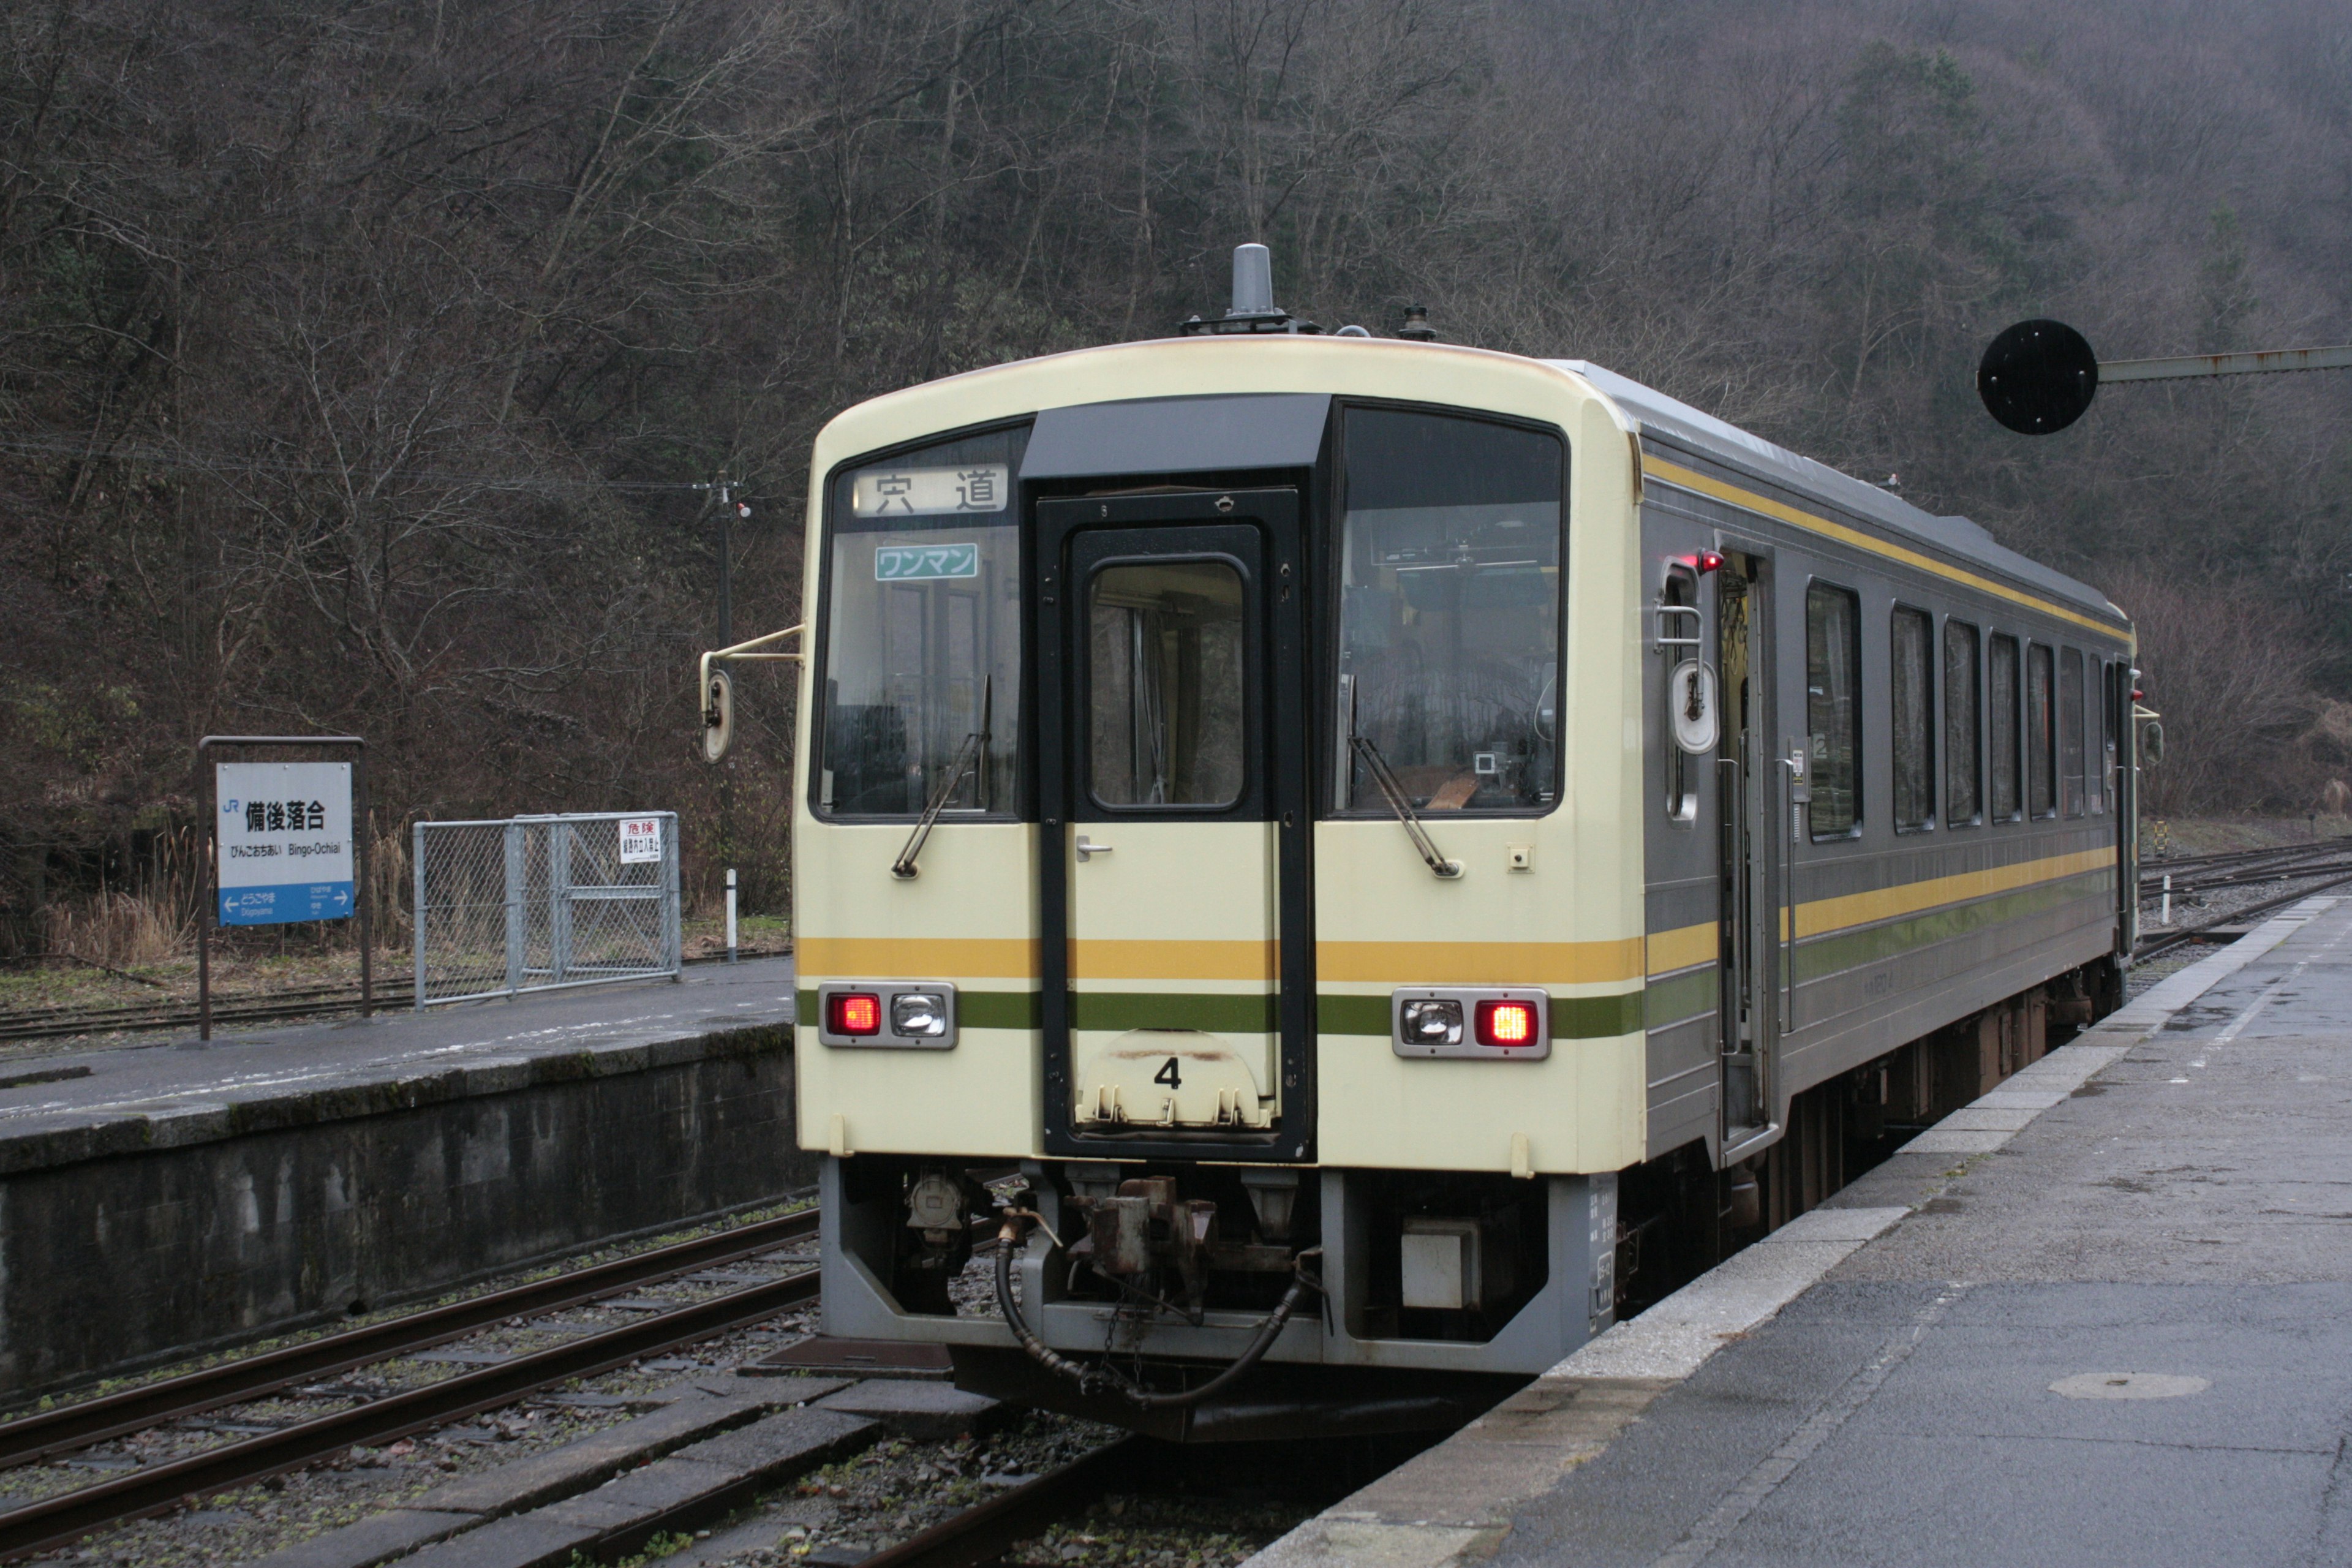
[851,464,1008,518]
[216,761,354,925]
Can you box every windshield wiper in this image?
[891,677,990,880]
[1350,735,1463,879]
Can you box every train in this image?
[771,245,2135,1439]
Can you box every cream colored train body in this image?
[790,293,2132,1436]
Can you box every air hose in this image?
[993,1215,1322,1409]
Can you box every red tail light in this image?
[1476,1000,1537,1047]
[829,992,881,1036]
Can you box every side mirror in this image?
[2139,720,2164,765]
[702,668,735,763]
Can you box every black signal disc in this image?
[1978,319,2098,434]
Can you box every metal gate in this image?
[412,813,680,1007]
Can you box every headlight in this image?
[815,980,958,1049]
[892,992,949,1038]
[1401,998,1464,1046]
[1390,987,1550,1060]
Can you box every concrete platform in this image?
[1253,901,2352,1567]
[0,960,805,1399]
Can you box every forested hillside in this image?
[6,0,2351,946]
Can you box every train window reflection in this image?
[2028,643,2056,818]
[1891,605,1934,831]
[1989,635,2021,820]
[1806,583,1862,838]
[1945,620,1981,825]
[1088,560,1246,809]
[2060,647,2086,818]
[1335,408,1564,814]
[818,425,1027,816]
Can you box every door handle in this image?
[1075,835,1113,862]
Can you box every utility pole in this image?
[692,477,748,647]
[692,477,752,914]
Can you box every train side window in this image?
[1989,635,2021,821]
[1335,406,1565,815]
[2059,647,2086,817]
[1662,565,1700,826]
[1891,605,1934,831]
[1944,620,1981,826]
[2027,642,2056,818]
[1806,582,1862,839]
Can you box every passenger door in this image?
[1716,548,1781,1155]
[1033,491,1313,1161]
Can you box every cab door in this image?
[1714,548,1780,1156]
[1035,490,1313,1161]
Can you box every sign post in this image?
[196,736,370,1041]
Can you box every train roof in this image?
[1551,360,2128,635]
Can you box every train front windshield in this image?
[813,405,1564,820]
[818,426,1027,816]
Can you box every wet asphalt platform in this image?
[0,959,805,1399]
[1256,899,2352,1568]
[0,957,798,1159]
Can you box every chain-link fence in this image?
[412,813,680,1007]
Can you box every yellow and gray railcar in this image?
[785,254,2133,1438]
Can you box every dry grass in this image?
[40,890,188,968]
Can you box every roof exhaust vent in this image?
[1231,243,1275,315]
[1178,243,1322,337]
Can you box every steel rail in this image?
[0,946,786,1046]
[0,1209,817,1472]
[2138,843,2349,890]
[856,1437,1142,1568]
[0,980,412,1027]
[0,992,421,1045]
[0,1267,820,1562]
[2142,856,2352,900]
[2135,869,2352,963]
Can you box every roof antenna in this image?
[1178,243,1321,336]
[1232,243,1275,315]
[1398,304,1436,342]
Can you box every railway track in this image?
[0,1208,823,1562]
[2138,842,2352,899]
[859,1437,1144,1568]
[0,981,420,1045]
[2136,867,2352,963]
[0,948,790,1047]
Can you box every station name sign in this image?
[216,761,354,925]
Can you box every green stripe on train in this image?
[1644,967,1718,1029]
[1791,868,2114,984]
[796,988,1642,1038]
[1068,992,1279,1033]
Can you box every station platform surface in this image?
[0,957,805,1400]
[0,957,797,1170]
[1253,900,2352,1568]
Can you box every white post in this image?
[725,867,739,965]
[2160,873,2171,929]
